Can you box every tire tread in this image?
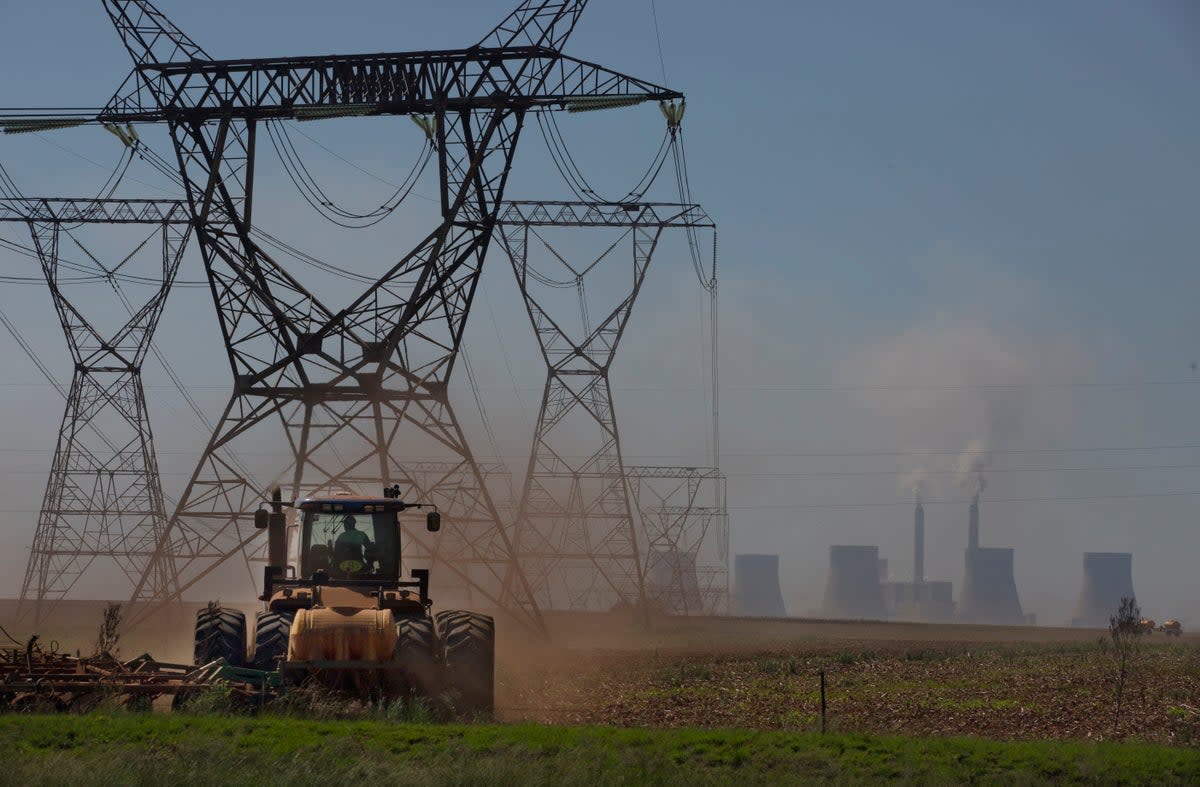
[193,604,247,667]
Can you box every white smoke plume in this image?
[955,439,991,500]
[900,468,928,505]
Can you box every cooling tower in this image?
[646,548,702,614]
[913,501,925,583]
[1071,552,1135,628]
[732,554,787,617]
[958,547,1024,624]
[823,545,886,619]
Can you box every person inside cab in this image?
[332,514,374,574]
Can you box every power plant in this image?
[1071,552,1136,628]
[733,554,787,617]
[883,493,955,621]
[823,545,887,620]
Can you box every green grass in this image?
[1,714,1197,786]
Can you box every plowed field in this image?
[498,614,1200,745]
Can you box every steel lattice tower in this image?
[90,0,680,632]
[0,198,191,623]
[495,201,713,610]
[628,466,728,615]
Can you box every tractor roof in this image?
[295,495,411,513]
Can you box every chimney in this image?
[914,497,925,584]
[968,493,980,551]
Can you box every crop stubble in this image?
[497,615,1200,745]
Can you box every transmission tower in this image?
[84,0,680,631]
[627,466,728,615]
[0,197,190,623]
[494,200,713,610]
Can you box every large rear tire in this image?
[435,610,494,716]
[391,615,439,698]
[193,604,247,667]
[250,611,293,671]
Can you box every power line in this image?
[724,381,1200,392]
[8,460,1200,478]
[32,132,176,197]
[714,444,1200,458]
[3,443,1200,460]
[265,119,433,228]
[724,491,1200,511]
[649,0,669,84]
[723,462,1200,479]
[285,121,438,204]
[2,489,1198,515]
[0,233,208,288]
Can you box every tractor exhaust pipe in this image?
[255,488,289,594]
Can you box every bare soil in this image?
[498,612,1200,745]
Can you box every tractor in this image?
[192,486,495,713]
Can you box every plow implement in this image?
[0,644,278,711]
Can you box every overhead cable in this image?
[266,120,432,228]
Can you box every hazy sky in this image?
[1,1,1198,623]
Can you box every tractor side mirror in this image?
[254,508,269,529]
[426,511,441,532]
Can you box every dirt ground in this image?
[4,601,1198,744]
[498,612,1200,745]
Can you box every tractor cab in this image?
[296,497,407,580]
[255,486,440,606]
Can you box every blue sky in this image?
[0,1,1198,622]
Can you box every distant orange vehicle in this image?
[1159,620,1183,638]
[1137,618,1156,634]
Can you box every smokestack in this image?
[1072,552,1136,628]
[914,496,925,584]
[733,554,787,617]
[959,546,1024,624]
[823,545,887,619]
[968,493,980,551]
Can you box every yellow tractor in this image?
[192,486,494,713]
[1160,619,1183,638]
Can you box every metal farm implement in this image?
[0,642,276,711]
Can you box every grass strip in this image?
[0,713,1197,786]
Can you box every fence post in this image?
[819,669,827,733]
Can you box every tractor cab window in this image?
[301,510,399,579]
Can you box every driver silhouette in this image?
[333,515,372,570]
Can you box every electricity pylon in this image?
[93,0,680,631]
[495,200,713,610]
[0,197,190,623]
